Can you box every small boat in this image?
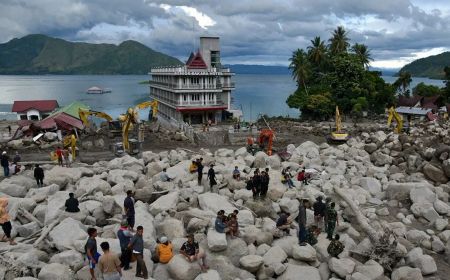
[86,86,112,94]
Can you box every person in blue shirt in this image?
[214,210,230,234]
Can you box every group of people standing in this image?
[245,167,270,199]
[55,146,72,167]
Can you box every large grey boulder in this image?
[48,217,88,251]
[44,191,69,225]
[207,229,227,252]
[254,151,268,168]
[263,246,287,266]
[328,257,356,278]
[406,248,437,275]
[194,269,221,280]
[386,182,433,201]
[155,217,185,240]
[167,254,202,280]
[16,221,40,238]
[423,163,448,183]
[150,191,179,215]
[239,254,263,273]
[75,176,111,196]
[370,151,392,166]
[292,243,317,262]
[278,264,321,280]
[359,177,381,195]
[410,187,436,204]
[354,260,383,280]
[198,193,234,213]
[49,250,84,271]
[391,266,423,280]
[38,263,73,280]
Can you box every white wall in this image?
[26,109,41,120]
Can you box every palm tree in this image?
[307,36,327,66]
[351,43,372,69]
[289,49,311,94]
[394,71,412,96]
[329,26,350,55]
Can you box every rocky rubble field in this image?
[1,122,450,280]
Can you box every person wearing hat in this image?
[1,151,10,177]
[154,236,173,264]
[117,220,133,270]
[124,190,135,231]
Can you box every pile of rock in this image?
[0,122,449,279]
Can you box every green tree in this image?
[304,93,335,119]
[329,26,350,55]
[351,43,372,69]
[394,71,412,96]
[412,82,442,97]
[307,36,327,66]
[289,49,311,94]
[443,66,450,102]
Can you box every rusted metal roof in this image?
[38,112,83,130]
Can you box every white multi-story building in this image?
[149,37,235,125]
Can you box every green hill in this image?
[0,34,183,74]
[398,51,450,79]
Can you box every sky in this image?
[1,0,450,69]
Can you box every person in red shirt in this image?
[56,147,63,167]
[297,168,308,185]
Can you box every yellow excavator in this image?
[387,106,403,133]
[115,100,158,155]
[327,106,349,143]
[79,109,113,126]
[62,134,77,160]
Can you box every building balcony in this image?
[150,66,234,75]
[149,81,226,91]
[217,82,235,88]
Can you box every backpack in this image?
[246,180,253,190]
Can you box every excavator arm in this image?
[134,100,159,119]
[79,109,113,126]
[387,107,403,133]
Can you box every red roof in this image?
[186,51,207,69]
[12,100,59,113]
[38,112,83,130]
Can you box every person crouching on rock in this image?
[65,193,80,213]
[327,234,345,258]
[0,197,16,245]
[215,210,230,234]
[227,214,239,238]
[189,160,198,173]
[180,234,209,272]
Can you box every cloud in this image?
[1,0,450,68]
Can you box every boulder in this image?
[167,254,202,280]
[423,163,448,183]
[391,266,423,280]
[354,260,384,280]
[364,143,378,154]
[359,177,382,195]
[292,244,317,262]
[406,248,437,275]
[278,264,321,280]
[370,151,392,166]
[239,254,264,273]
[75,177,111,196]
[38,263,73,280]
[16,221,40,238]
[435,218,448,231]
[328,257,355,278]
[49,217,88,251]
[194,270,221,280]
[44,191,69,225]
[198,193,234,214]
[386,182,433,201]
[254,151,268,168]
[410,187,436,204]
[150,191,179,215]
[207,229,228,252]
[263,246,287,265]
[156,218,185,240]
[49,250,84,271]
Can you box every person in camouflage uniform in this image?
[327,234,344,258]
[326,202,338,240]
[324,197,332,231]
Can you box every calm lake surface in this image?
[0,74,445,121]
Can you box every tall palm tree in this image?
[307,36,327,66]
[329,26,350,55]
[394,71,412,96]
[289,49,311,94]
[351,43,372,69]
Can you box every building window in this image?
[183,95,187,101]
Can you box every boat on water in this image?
[86,86,112,94]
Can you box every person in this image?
[227,214,239,238]
[128,226,148,279]
[85,227,100,280]
[1,151,10,177]
[313,196,326,231]
[180,234,208,272]
[276,212,292,236]
[56,147,63,167]
[13,152,20,165]
[327,234,345,258]
[160,168,171,182]
[214,210,229,234]
[306,225,319,245]
[117,220,133,270]
[65,193,80,213]
[232,166,241,180]
[0,198,16,245]
[260,168,270,198]
[124,190,135,231]
[197,158,204,185]
[189,160,198,173]
[297,168,308,185]
[154,236,173,264]
[207,164,217,190]
[252,170,261,199]
[63,148,70,167]
[298,199,310,246]
[324,197,332,231]
[34,164,44,188]
[98,241,122,280]
[326,202,338,240]
[7,125,11,136]
[283,167,294,188]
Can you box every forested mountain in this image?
[0,34,182,74]
[399,52,450,79]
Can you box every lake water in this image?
[0,74,445,121]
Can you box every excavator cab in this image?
[327,106,349,144]
[258,129,274,156]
